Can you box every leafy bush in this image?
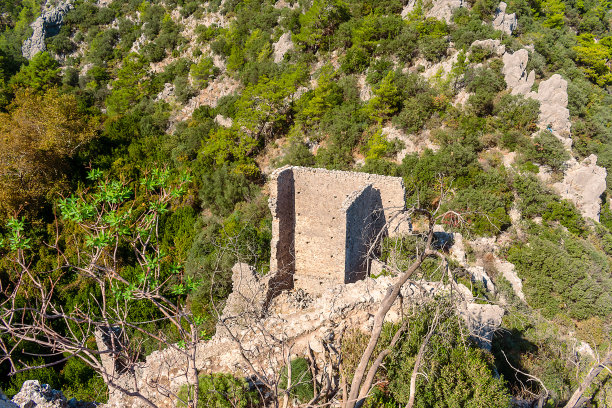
[520,131,570,171]
[279,358,314,403]
[508,225,612,320]
[178,373,259,408]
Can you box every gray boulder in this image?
[11,381,96,408]
[22,0,74,59]
[553,154,607,221]
[528,74,571,140]
[402,0,467,23]
[502,49,535,95]
[12,380,67,408]
[492,2,517,35]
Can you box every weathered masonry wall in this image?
[268,166,406,295]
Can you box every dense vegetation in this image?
[0,0,611,405]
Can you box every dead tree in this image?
[564,349,612,408]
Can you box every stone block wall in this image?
[268,166,406,295]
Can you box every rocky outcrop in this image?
[273,32,293,63]
[502,49,535,95]
[492,2,517,35]
[402,0,467,23]
[12,380,68,408]
[10,380,95,408]
[553,154,607,221]
[528,74,571,142]
[503,51,572,145]
[471,39,506,56]
[494,259,526,302]
[22,0,74,59]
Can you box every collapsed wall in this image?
[268,166,407,295]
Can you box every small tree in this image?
[0,168,204,408]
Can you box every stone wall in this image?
[268,166,406,295]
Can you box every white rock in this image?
[273,32,293,63]
[552,154,607,221]
[528,74,571,142]
[494,260,526,302]
[12,381,67,408]
[576,341,596,359]
[402,0,467,23]
[467,266,496,293]
[502,49,534,95]
[492,2,517,35]
[471,39,506,56]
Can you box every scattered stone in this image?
[492,2,517,35]
[273,32,293,63]
[552,154,607,221]
[22,0,74,59]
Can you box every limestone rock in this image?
[528,74,571,141]
[422,51,458,79]
[502,49,534,95]
[427,0,466,23]
[12,380,67,408]
[492,2,517,35]
[402,0,467,23]
[22,0,74,59]
[273,32,293,63]
[467,266,496,293]
[471,39,506,56]
[494,260,526,302]
[459,302,504,350]
[552,154,607,221]
[356,74,372,101]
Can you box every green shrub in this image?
[178,373,259,408]
[341,45,369,73]
[521,131,570,172]
[508,226,612,320]
[190,56,219,88]
[279,358,314,403]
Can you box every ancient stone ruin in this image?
[267,166,407,296]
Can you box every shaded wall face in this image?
[344,185,385,283]
[268,169,295,295]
